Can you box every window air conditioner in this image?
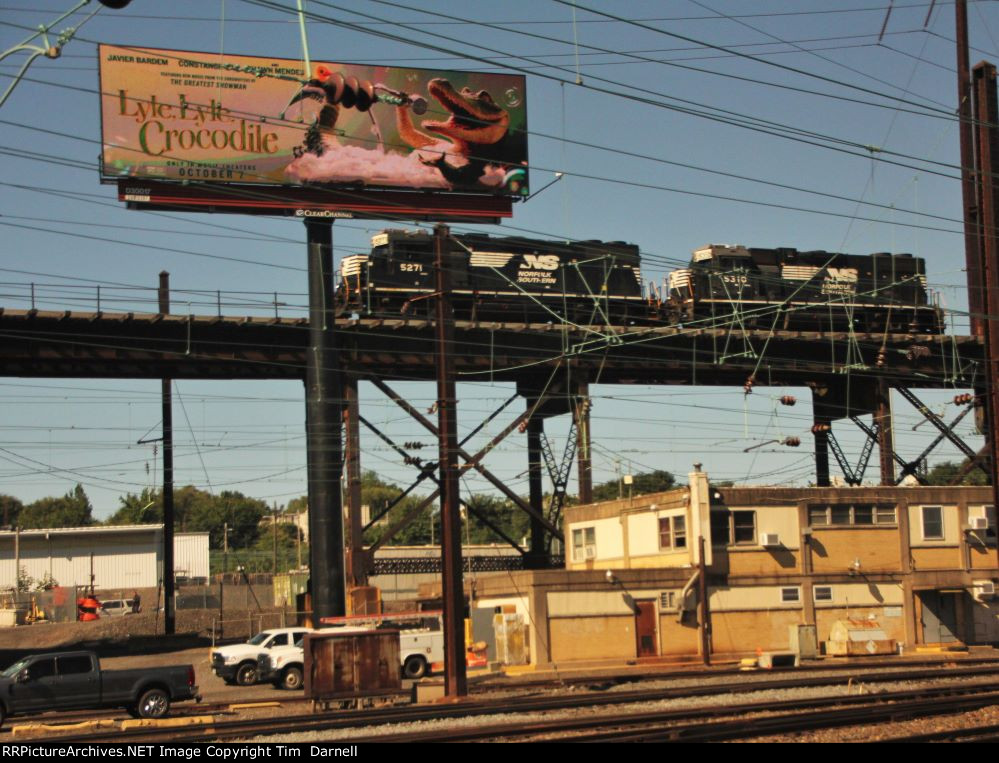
[584,545,597,560]
[761,533,781,547]
[973,581,996,599]
[969,517,989,531]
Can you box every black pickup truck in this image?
[0,651,200,726]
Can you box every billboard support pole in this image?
[304,219,346,623]
[435,223,468,699]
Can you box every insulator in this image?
[779,395,796,406]
[876,350,886,367]
[906,345,930,361]
[954,393,974,406]
[783,437,801,447]
[517,421,528,434]
[744,375,755,395]
[403,441,424,450]
[811,423,831,434]
[426,402,438,414]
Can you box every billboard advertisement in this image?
[98,45,529,198]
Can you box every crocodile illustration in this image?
[397,78,514,189]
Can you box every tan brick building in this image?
[469,471,999,667]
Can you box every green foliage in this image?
[184,490,267,549]
[19,485,94,529]
[924,460,990,486]
[107,487,162,525]
[463,494,530,545]
[360,471,437,546]
[0,494,23,527]
[15,566,32,593]
[591,470,677,502]
[106,486,266,549]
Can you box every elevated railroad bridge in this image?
[0,306,986,577]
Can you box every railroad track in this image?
[882,724,999,743]
[32,663,999,744]
[343,684,999,743]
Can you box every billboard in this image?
[98,45,529,199]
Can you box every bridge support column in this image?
[344,377,366,589]
[575,380,592,504]
[876,381,895,486]
[813,411,831,487]
[526,413,546,568]
[304,219,346,623]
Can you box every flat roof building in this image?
[449,472,999,667]
[0,525,209,590]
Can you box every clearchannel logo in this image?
[294,209,355,218]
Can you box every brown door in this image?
[635,600,658,657]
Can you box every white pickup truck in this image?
[210,627,312,686]
[258,626,444,689]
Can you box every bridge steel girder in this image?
[368,377,564,541]
[0,310,980,386]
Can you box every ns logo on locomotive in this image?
[336,231,943,334]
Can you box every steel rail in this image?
[344,684,999,744]
[16,656,999,729]
[33,665,999,744]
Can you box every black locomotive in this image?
[665,244,943,334]
[336,230,944,334]
[337,229,647,324]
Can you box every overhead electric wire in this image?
[231,0,984,178]
[687,0,948,109]
[354,0,956,118]
[552,0,955,114]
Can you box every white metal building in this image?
[0,525,210,590]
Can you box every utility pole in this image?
[956,0,984,337]
[159,271,175,635]
[434,223,468,699]
[972,62,999,567]
[272,503,279,575]
[698,535,711,666]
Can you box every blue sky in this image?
[0,0,994,518]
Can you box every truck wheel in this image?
[235,662,258,686]
[402,655,428,680]
[136,688,170,719]
[280,666,304,690]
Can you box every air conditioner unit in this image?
[761,533,781,547]
[583,545,597,560]
[973,581,996,599]
[969,517,989,531]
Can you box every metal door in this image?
[920,591,959,643]
[9,657,57,713]
[54,655,100,709]
[634,600,658,657]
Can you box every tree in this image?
[177,490,265,549]
[463,494,529,545]
[106,487,162,525]
[925,460,990,487]
[19,485,94,528]
[360,471,438,546]
[591,470,676,502]
[0,494,23,527]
